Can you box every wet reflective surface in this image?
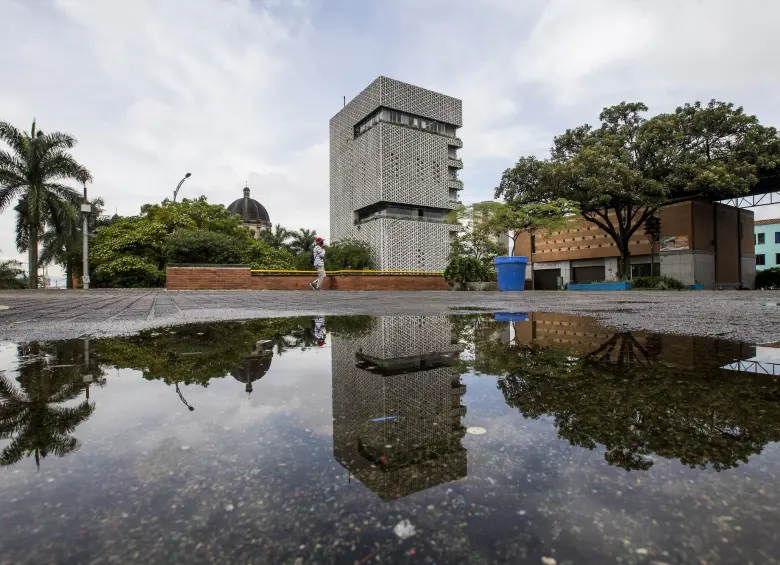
[1,314,780,564]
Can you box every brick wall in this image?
[166,266,448,291]
[167,266,254,290]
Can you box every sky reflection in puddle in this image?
[1,313,779,564]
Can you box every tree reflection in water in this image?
[467,314,780,472]
[0,341,100,469]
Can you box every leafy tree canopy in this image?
[89,196,295,287]
[496,100,780,278]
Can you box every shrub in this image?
[164,230,247,265]
[326,239,374,271]
[93,256,164,288]
[246,239,295,270]
[756,267,780,290]
[444,256,493,286]
[632,275,685,290]
[293,251,316,271]
[0,259,25,289]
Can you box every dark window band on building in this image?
[355,107,458,138]
[354,202,452,225]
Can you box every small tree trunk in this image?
[618,244,631,281]
[65,259,73,290]
[28,224,39,290]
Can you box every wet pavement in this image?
[1,313,780,564]
[1,289,780,343]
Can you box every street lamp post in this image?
[80,183,92,290]
[173,172,192,203]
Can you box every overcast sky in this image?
[1,0,779,276]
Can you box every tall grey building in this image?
[331,316,467,501]
[330,77,463,271]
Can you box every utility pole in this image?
[81,183,91,290]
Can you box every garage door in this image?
[534,269,561,290]
[572,265,605,283]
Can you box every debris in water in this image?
[466,427,487,435]
[393,519,416,540]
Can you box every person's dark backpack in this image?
[310,247,316,266]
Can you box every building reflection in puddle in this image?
[484,312,780,472]
[331,316,468,501]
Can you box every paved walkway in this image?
[1,289,779,343]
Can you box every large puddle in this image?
[1,313,779,564]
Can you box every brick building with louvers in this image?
[514,199,755,290]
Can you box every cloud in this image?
[1,0,778,274]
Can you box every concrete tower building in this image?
[330,77,463,271]
[331,316,467,501]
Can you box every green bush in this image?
[632,275,685,290]
[164,230,247,265]
[93,256,164,288]
[326,239,374,271]
[756,267,780,290]
[444,256,493,286]
[0,259,25,289]
[246,239,295,270]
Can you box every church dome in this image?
[231,344,274,394]
[227,185,270,224]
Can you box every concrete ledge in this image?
[166,266,447,291]
[568,282,633,291]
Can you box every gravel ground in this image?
[1,289,779,343]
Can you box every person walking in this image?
[310,237,326,290]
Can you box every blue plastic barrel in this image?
[493,256,528,291]
[494,312,529,322]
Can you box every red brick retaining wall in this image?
[166,266,448,291]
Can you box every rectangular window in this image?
[757,254,766,266]
[757,233,765,245]
[776,253,780,265]
[776,232,780,244]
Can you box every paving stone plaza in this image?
[1,289,779,344]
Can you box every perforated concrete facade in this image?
[331,316,467,500]
[330,77,463,271]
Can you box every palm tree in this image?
[261,223,291,249]
[0,120,92,288]
[289,228,318,255]
[0,343,97,469]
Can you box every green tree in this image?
[462,200,577,258]
[247,239,296,270]
[94,318,310,386]
[0,120,92,288]
[261,224,291,249]
[141,197,242,235]
[89,197,271,287]
[90,216,167,287]
[0,342,99,469]
[464,318,780,472]
[497,101,780,278]
[165,229,249,265]
[289,228,318,255]
[325,239,374,270]
[0,253,25,289]
[447,204,503,264]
